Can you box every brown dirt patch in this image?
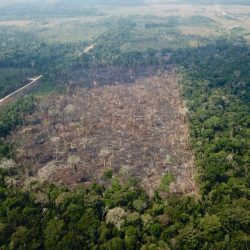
[8,70,196,195]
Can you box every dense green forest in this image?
[172,39,250,192]
[0,38,249,249]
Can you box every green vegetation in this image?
[0,163,248,249]
[0,96,36,160]
[159,173,175,192]
[0,1,249,249]
[0,26,89,97]
[0,96,36,138]
[103,170,113,179]
[145,15,216,29]
[172,39,250,193]
[0,173,216,249]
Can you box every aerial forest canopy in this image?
[0,1,249,249]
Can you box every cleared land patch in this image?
[8,70,196,195]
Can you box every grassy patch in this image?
[160,173,175,192]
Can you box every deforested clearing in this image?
[8,70,196,195]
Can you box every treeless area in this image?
[8,70,196,195]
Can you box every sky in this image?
[0,0,249,7]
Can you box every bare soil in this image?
[8,69,196,195]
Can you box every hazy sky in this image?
[0,0,249,7]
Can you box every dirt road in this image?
[78,43,96,56]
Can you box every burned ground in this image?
[8,69,196,195]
